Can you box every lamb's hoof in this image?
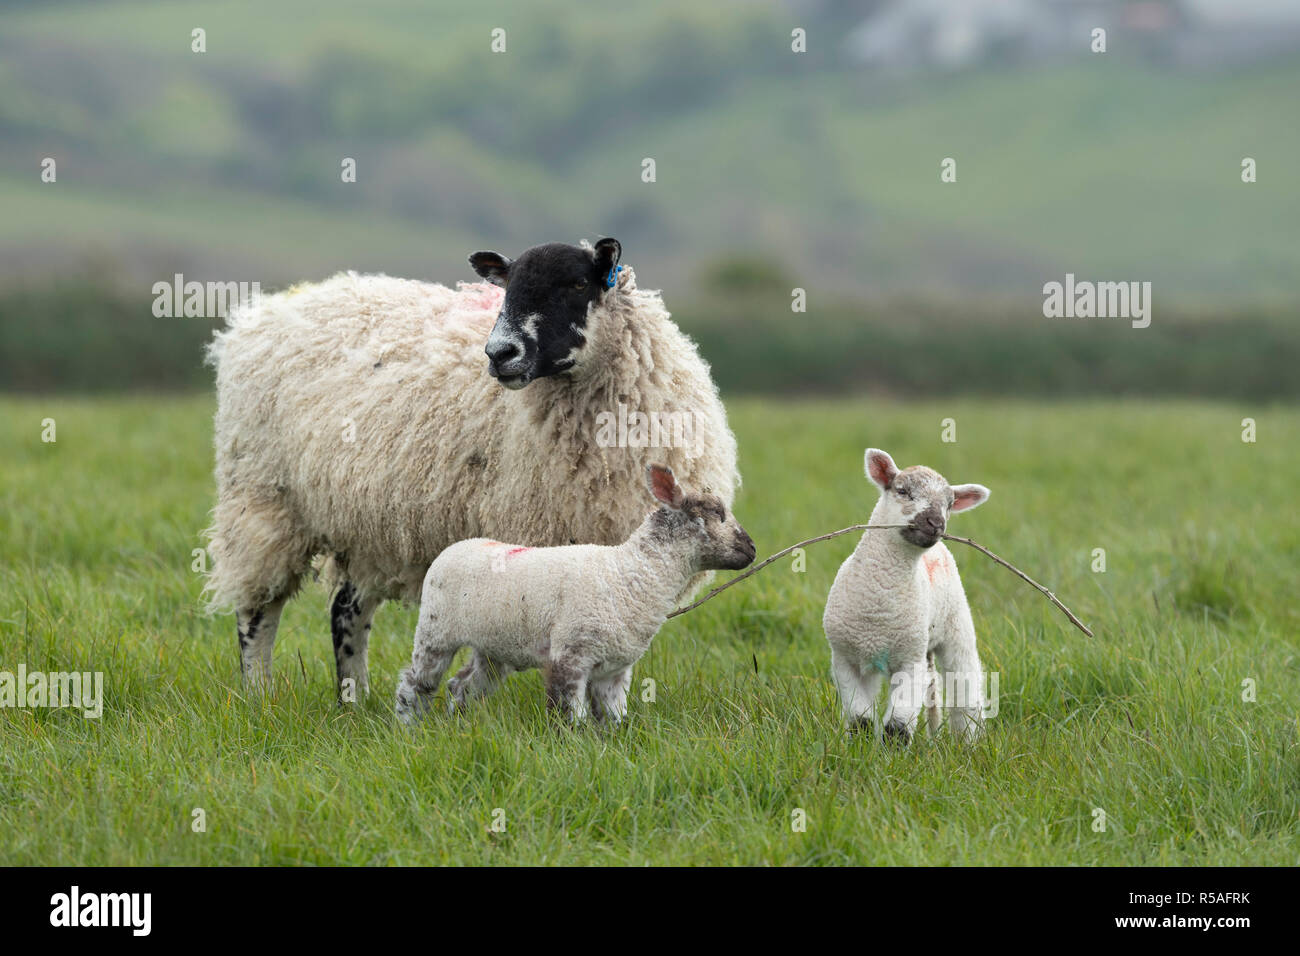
[846,715,874,736]
[883,721,913,747]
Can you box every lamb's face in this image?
[864,448,990,550]
[644,464,756,572]
[469,239,621,390]
[887,466,956,548]
[681,491,758,572]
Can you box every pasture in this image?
[0,396,1296,865]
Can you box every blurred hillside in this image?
[2,0,1298,297]
[1,0,1298,394]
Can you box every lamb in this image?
[204,238,739,698]
[394,464,755,725]
[822,448,991,744]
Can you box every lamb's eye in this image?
[896,487,911,499]
[573,278,588,291]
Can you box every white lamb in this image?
[822,448,991,744]
[395,464,755,725]
[204,238,739,699]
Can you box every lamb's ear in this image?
[593,237,621,288]
[950,484,990,513]
[864,448,898,490]
[645,463,685,510]
[468,251,511,287]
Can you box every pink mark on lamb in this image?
[923,554,948,583]
[506,547,531,559]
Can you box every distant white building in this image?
[844,0,1300,72]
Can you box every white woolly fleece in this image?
[204,264,739,613]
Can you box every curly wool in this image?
[204,264,739,612]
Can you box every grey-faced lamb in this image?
[822,448,991,744]
[394,464,755,725]
[204,239,739,699]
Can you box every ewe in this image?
[823,448,991,744]
[205,239,738,698]
[395,464,755,725]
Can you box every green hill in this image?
[1,0,1297,300]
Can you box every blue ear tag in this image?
[604,264,623,290]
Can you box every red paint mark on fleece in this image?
[923,554,946,583]
[506,547,531,558]
[456,282,505,312]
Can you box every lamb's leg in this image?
[588,667,633,724]
[237,597,286,689]
[831,647,882,735]
[883,658,928,746]
[544,652,590,725]
[331,581,380,702]
[934,638,985,742]
[446,653,514,713]
[924,650,943,737]
[395,634,459,725]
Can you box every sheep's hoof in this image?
[883,721,913,747]
[846,715,874,736]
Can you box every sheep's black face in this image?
[469,239,621,390]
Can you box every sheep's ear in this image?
[593,237,621,286]
[646,463,684,510]
[864,448,898,490]
[950,484,990,513]
[468,251,511,287]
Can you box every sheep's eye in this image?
[573,278,588,291]
[895,487,911,499]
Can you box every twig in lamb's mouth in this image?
[665,523,1094,638]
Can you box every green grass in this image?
[1,396,1297,865]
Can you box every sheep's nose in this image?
[485,339,521,366]
[920,515,943,535]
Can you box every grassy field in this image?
[1,395,1297,865]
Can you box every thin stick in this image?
[667,524,898,618]
[667,523,1093,638]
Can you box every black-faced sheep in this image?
[205,239,739,697]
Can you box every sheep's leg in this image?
[395,638,460,725]
[882,658,928,746]
[588,667,633,724]
[831,647,882,734]
[544,653,590,725]
[331,581,380,701]
[237,597,287,689]
[924,650,943,737]
[446,653,514,713]
[934,638,985,742]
